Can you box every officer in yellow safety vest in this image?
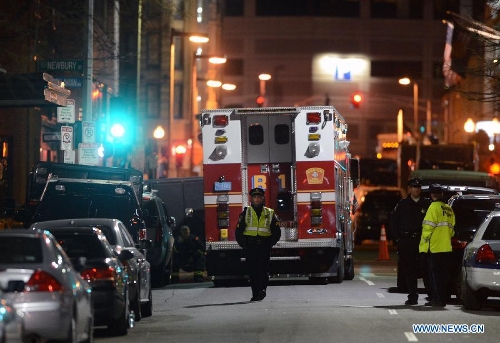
[419,183,455,307]
[235,187,281,301]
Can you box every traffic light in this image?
[351,92,362,109]
[174,144,187,168]
[256,96,265,107]
[109,96,134,143]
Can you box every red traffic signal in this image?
[174,144,187,168]
[256,96,265,107]
[351,92,362,109]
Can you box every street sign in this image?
[38,60,84,72]
[57,99,76,123]
[42,132,61,142]
[78,143,100,166]
[82,121,95,143]
[64,150,75,164]
[60,126,73,151]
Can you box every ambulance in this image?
[200,106,358,285]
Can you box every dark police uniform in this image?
[235,187,281,301]
[390,178,431,305]
[172,226,206,282]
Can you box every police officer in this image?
[235,187,281,301]
[172,225,206,283]
[419,183,455,307]
[390,178,431,305]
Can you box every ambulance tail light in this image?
[214,136,228,144]
[310,192,323,226]
[306,112,321,125]
[213,115,229,127]
[216,194,230,241]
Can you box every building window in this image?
[224,59,244,76]
[371,61,422,79]
[371,0,397,18]
[146,84,160,118]
[224,0,244,16]
[146,32,160,68]
[174,83,184,119]
[256,0,360,17]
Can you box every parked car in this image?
[141,191,175,287]
[353,186,404,244]
[447,194,500,299]
[0,291,24,343]
[396,185,499,292]
[460,206,500,310]
[39,226,134,335]
[0,229,93,343]
[32,177,150,248]
[31,218,153,321]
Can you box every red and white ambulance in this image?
[200,106,358,285]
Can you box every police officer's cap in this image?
[249,187,265,196]
[429,183,443,193]
[407,178,423,187]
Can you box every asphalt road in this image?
[93,243,500,343]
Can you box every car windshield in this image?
[452,199,500,233]
[0,237,43,264]
[361,191,402,212]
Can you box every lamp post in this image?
[259,73,272,106]
[398,77,418,137]
[169,29,208,177]
[153,125,165,179]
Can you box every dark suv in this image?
[353,187,404,244]
[33,177,148,243]
[141,191,175,287]
[447,194,500,299]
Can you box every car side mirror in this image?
[117,249,134,261]
[168,216,176,227]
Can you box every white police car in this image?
[460,205,500,310]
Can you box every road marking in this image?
[376,293,384,298]
[404,332,418,342]
[358,276,375,285]
[388,309,398,315]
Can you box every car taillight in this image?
[138,228,147,240]
[475,244,497,265]
[81,267,116,282]
[24,270,63,292]
[451,237,468,250]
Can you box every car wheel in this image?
[131,284,142,322]
[328,248,345,283]
[108,287,129,336]
[141,285,153,318]
[462,278,482,311]
[62,313,77,343]
[344,255,354,280]
[164,255,173,285]
[81,313,94,343]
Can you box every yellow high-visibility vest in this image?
[243,207,274,237]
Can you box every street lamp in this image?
[398,77,418,137]
[169,29,208,177]
[259,73,272,106]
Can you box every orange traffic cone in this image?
[376,224,390,261]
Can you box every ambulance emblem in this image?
[306,168,325,184]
